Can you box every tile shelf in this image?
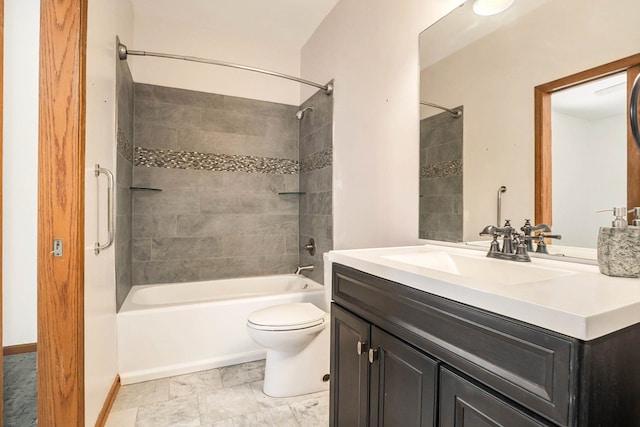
[130,186,162,192]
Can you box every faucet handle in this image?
[479,225,498,236]
[531,223,552,232]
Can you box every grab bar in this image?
[94,164,115,255]
[497,186,507,227]
[630,73,640,151]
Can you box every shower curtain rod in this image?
[420,101,462,118]
[118,43,333,95]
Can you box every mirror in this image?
[419,0,640,258]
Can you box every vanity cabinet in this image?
[439,368,549,427]
[330,263,640,426]
[330,304,438,426]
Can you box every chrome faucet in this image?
[480,219,530,262]
[520,219,551,251]
[295,265,314,275]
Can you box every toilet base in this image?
[263,326,330,397]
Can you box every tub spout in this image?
[295,265,314,275]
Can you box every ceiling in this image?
[131,0,341,50]
[552,73,627,121]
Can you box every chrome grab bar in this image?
[497,186,507,227]
[630,73,640,151]
[94,164,115,255]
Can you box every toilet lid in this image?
[247,303,326,331]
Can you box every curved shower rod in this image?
[117,43,333,95]
[420,101,462,118]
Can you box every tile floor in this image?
[106,360,329,427]
[3,352,37,427]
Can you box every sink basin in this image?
[381,252,575,285]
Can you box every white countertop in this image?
[324,243,640,341]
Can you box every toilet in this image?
[247,301,330,397]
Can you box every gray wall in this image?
[419,108,463,242]
[132,84,303,285]
[115,39,134,311]
[298,89,333,284]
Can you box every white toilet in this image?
[247,301,330,397]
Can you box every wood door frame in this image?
[535,53,640,226]
[37,0,87,425]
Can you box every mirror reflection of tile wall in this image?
[419,108,463,242]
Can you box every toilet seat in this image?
[247,303,326,331]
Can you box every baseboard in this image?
[95,375,121,427]
[3,343,37,356]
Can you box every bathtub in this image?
[117,274,327,384]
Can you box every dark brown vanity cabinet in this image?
[330,263,640,427]
[331,304,438,427]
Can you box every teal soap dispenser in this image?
[597,207,640,277]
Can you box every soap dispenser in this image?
[596,207,640,277]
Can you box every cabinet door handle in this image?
[368,347,378,364]
[357,340,367,355]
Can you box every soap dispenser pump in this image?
[629,207,640,227]
[596,207,640,277]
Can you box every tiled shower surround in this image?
[419,108,463,242]
[298,90,333,284]
[114,81,333,294]
[115,37,134,311]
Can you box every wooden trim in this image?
[95,376,121,427]
[628,66,640,222]
[537,53,640,94]
[38,0,87,426]
[3,343,37,356]
[535,53,640,226]
[534,88,552,226]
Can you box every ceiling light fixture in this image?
[473,0,515,16]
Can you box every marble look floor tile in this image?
[220,360,265,387]
[198,383,261,423]
[136,394,200,427]
[203,420,234,427]
[105,407,137,427]
[170,368,224,398]
[231,405,299,427]
[289,395,330,427]
[3,352,37,427]
[250,380,329,409]
[112,378,170,411]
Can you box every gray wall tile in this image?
[132,214,178,238]
[115,39,135,311]
[297,88,334,283]
[220,234,285,257]
[135,100,202,129]
[131,84,310,284]
[151,237,222,261]
[419,109,463,242]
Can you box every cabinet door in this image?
[439,368,551,427]
[330,303,370,427]
[369,326,438,427]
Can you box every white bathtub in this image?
[117,274,327,384]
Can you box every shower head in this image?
[295,106,314,120]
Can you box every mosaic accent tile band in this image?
[420,160,462,179]
[300,148,332,174]
[135,146,299,175]
[117,128,134,164]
